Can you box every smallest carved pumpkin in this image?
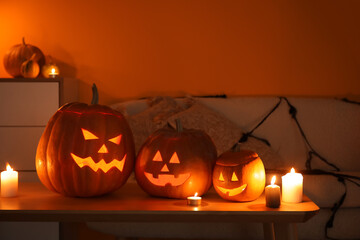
[213,150,265,202]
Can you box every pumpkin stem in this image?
[91,83,99,104]
[29,53,36,61]
[175,119,183,132]
[22,37,26,45]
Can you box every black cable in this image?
[339,98,360,105]
[237,97,282,146]
[282,97,340,171]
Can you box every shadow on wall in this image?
[50,45,77,79]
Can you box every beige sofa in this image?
[88,96,360,240]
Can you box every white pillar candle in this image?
[281,168,303,203]
[265,176,281,208]
[187,192,202,206]
[1,164,18,197]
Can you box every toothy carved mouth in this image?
[144,172,191,186]
[216,184,247,196]
[71,153,126,173]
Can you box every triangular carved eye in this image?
[153,151,163,161]
[231,172,239,182]
[82,129,98,140]
[219,172,225,181]
[109,135,122,145]
[169,152,180,163]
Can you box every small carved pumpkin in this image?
[36,85,135,197]
[213,150,265,202]
[3,38,45,78]
[135,120,217,199]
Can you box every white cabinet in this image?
[0,78,77,240]
[0,78,77,181]
[0,81,59,126]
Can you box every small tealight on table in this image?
[265,175,281,208]
[1,163,18,197]
[187,193,202,206]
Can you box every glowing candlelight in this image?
[49,67,59,78]
[265,175,281,208]
[187,192,202,206]
[282,168,303,203]
[1,163,18,197]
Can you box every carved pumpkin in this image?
[213,150,265,202]
[135,119,217,199]
[3,38,45,78]
[36,85,135,197]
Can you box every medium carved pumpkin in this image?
[135,120,217,199]
[213,150,265,202]
[3,38,45,78]
[36,85,135,197]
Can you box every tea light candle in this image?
[282,168,303,203]
[187,192,202,206]
[1,164,18,197]
[48,67,59,78]
[265,175,281,208]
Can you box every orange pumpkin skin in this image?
[135,124,217,199]
[20,58,40,78]
[3,38,45,78]
[36,102,135,197]
[213,150,265,202]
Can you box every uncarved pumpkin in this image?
[135,120,217,199]
[213,150,265,202]
[3,37,45,78]
[20,54,40,78]
[36,85,135,197]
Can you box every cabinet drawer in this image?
[0,82,59,126]
[0,127,45,170]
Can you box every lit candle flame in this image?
[6,163,13,171]
[271,175,276,185]
[290,167,295,173]
[194,192,198,197]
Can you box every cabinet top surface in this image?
[0,78,62,83]
[0,182,319,223]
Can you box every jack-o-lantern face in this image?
[216,171,247,197]
[213,150,265,202]
[135,121,217,199]
[71,128,126,173]
[36,103,135,197]
[144,151,191,187]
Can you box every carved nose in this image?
[160,164,169,172]
[98,144,108,153]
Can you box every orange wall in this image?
[1,0,359,105]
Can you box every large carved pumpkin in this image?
[36,85,135,197]
[213,150,265,202]
[135,120,217,199]
[3,38,45,78]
